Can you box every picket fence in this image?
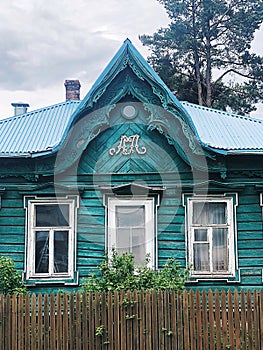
[0,289,263,349]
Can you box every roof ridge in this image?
[181,101,263,124]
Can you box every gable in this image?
[78,100,191,175]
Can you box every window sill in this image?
[23,271,79,286]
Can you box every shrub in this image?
[81,250,188,293]
[0,256,27,295]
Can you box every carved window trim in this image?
[24,196,79,284]
[183,193,238,281]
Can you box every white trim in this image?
[106,196,156,268]
[24,196,79,282]
[183,193,238,280]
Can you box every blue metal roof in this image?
[182,102,263,152]
[1,39,263,158]
[0,100,80,157]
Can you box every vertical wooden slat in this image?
[37,294,42,350]
[5,295,11,350]
[189,290,196,350]
[183,290,190,350]
[31,294,37,350]
[57,293,63,350]
[234,290,240,350]
[151,290,158,349]
[177,291,184,349]
[107,292,114,350]
[259,290,263,349]
[63,293,69,350]
[12,294,17,350]
[44,294,49,350]
[214,290,221,350]
[196,290,202,350]
[101,291,108,347]
[126,290,133,350]
[50,294,56,350]
[82,292,88,349]
[246,290,253,350]
[170,290,178,350]
[113,291,120,350]
[25,294,31,350]
[158,290,165,350]
[75,293,82,350]
[94,292,101,350]
[88,293,94,350]
[120,290,126,350]
[69,293,75,350]
[18,294,24,350]
[221,290,228,349]
[202,290,208,350]
[208,290,214,350]
[253,290,259,350]
[145,290,152,350]
[240,289,247,350]
[133,290,139,350]
[227,290,234,350]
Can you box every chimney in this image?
[11,102,30,116]
[64,80,81,100]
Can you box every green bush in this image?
[81,250,188,293]
[0,256,27,295]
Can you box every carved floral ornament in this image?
[109,134,147,156]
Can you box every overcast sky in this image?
[0,0,262,120]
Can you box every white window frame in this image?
[184,194,237,279]
[25,196,78,281]
[106,196,156,268]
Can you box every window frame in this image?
[24,196,79,283]
[183,193,238,280]
[105,196,157,268]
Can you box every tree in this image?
[140,0,263,114]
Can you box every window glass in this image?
[116,206,146,265]
[54,230,69,273]
[193,202,227,225]
[35,231,49,273]
[36,204,69,227]
[212,228,228,271]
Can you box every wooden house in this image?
[1,39,263,293]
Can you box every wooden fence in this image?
[0,289,263,349]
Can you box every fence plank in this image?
[1,289,263,350]
[202,290,208,350]
[37,294,42,350]
[221,290,228,349]
[240,289,247,350]
[208,290,214,350]
[227,289,234,350]
[234,290,240,350]
[189,290,196,350]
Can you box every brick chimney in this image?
[11,102,29,116]
[64,80,81,100]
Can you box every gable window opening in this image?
[106,196,158,269]
[25,196,78,282]
[184,194,237,280]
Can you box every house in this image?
[1,39,263,293]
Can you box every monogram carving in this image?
[109,135,147,156]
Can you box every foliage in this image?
[140,0,263,114]
[81,250,188,293]
[0,256,27,295]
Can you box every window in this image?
[25,196,78,282]
[106,197,156,267]
[184,194,237,279]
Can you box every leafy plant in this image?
[81,250,188,292]
[0,256,27,295]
